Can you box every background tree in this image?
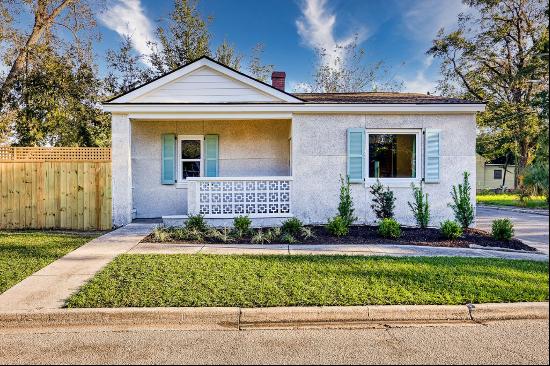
[247,43,273,82]
[299,36,402,93]
[428,0,549,191]
[0,0,107,146]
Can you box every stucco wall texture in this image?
[290,113,477,226]
[131,119,291,218]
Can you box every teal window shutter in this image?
[205,134,219,177]
[161,133,176,184]
[424,129,440,183]
[347,128,365,183]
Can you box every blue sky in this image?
[96,0,469,93]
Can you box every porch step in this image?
[162,215,291,228]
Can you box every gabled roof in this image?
[105,56,303,104]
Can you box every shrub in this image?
[327,215,349,236]
[524,162,549,200]
[378,218,401,239]
[233,215,252,235]
[300,227,315,240]
[251,229,271,244]
[492,218,514,241]
[281,217,303,236]
[171,227,189,241]
[270,227,282,240]
[338,175,357,226]
[281,233,297,244]
[207,227,233,243]
[408,183,430,228]
[370,180,396,219]
[185,227,204,242]
[440,220,463,240]
[152,226,170,242]
[185,214,209,232]
[449,172,474,228]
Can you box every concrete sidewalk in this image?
[130,242,549,261]
[0,223,154,312]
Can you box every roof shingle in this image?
[292,92,482,104]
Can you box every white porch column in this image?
[111,114,133,226]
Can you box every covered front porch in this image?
[127,118,293,226]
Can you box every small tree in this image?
[338,175,357,227]
[370,180,396,220]
[408,183,430,228]
[449,172,474,229]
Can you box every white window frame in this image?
[177,135,204,186]
[365,129,422,187]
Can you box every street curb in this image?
[0,303,547,331]
[478,204,549,216]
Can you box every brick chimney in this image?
[271,71,286,91]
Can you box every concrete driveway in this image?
[477,206,549,254]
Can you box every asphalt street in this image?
[0,320,548,364]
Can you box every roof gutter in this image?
[102,103,486,114]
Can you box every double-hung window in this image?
[366,129,421,184]
[178,135,203,182]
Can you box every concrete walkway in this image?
[0,223,154,312]
[130,242,548,261]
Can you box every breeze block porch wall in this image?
[131,119,291,218]
[290,113,477,227]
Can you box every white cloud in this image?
[401,55,437,93]
[296,0,366,69]
[402,0,467,42]
[99,0,156,63]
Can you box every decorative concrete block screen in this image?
[0,147,112,230]
[188,177,292,218]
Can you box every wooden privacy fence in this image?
[0,147,112,230]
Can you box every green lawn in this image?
[0,231,97,293]
[477,194,549,209]
[66,254,549,308]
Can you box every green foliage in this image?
[68,255,549,308]
[185,214,209,232]
[428,0,548,183]
[300,227,315,240]
[449,172,475,228]
[378,218,401,239]
[281,217,304,237]
[338,175,357,227]
[207,227,234,243]
[440,220,463,240]
[251,229,271,244]
[491,219,515,241]
[326,215,349,237]
[170,227,189,241]
[152,226,171,242]
[524,162,549,199]
[408,183,430,228]
[185,227,204,242]
[370,180,396,220]
[280,233,297,244]
[233,215,252,235]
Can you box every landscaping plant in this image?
[185,214,209,232]
[233,215,252,235]
[378,218,401,239]
[251,229,271,244]
[338,175,357,226]
[408,183,430,228]
[440,220,463,240]
[281,217,304,237]
[449,172,474,228]
[300,227,315,240]
[281,233,297,244]
[152,226,170,242]
[370,180,396,219]
[171,227,189,241]
[207,227,234,243]
[491,219,515,241]
[327,215,349,236]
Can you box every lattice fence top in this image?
[0,147,111,162]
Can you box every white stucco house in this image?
[103,56,485,228]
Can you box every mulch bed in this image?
[143,225,535,252]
